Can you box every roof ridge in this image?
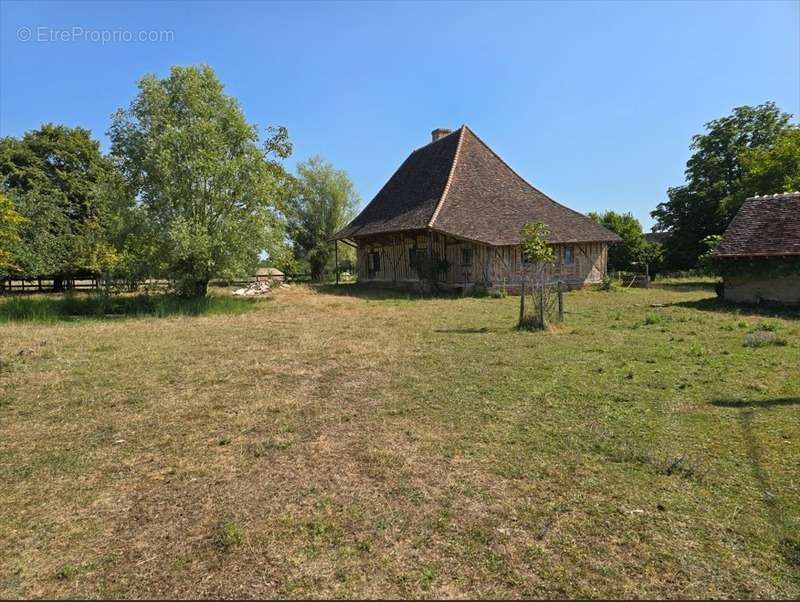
[428,125,466,228]
[748,191,800,200]
[411,127,461,154]
[460,125,607,229]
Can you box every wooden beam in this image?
[335,239,339,285]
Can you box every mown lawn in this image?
[1,282,798,598]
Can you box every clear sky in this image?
[1,0,798,229]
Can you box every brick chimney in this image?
[431,128,452,143]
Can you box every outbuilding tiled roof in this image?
[335,125,620,245]
[714,192,800,257]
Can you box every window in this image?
[563,246,574,265]
[461,247,473,266]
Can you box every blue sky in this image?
[1,0,798,229]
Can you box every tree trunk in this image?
[180,279,209,297]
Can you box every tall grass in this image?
[0,293,262,323]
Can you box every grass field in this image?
[1,282,798,598]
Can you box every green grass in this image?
[0,291,262,323]
[0,281,798,598]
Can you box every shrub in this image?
[753,320,779,332]
[599,274,617,292]
[743,331,787,348]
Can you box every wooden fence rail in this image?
[1,274,315,295]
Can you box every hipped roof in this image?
[335,125,619,246]
[715,192,800,258]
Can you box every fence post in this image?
[538,280,545,327]
[557,281,564,322]
[335,240,339,285]
[519,279,526,326]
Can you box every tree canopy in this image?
[0,124,112,284]
[740,127,800,197]
[588,211,646,272]
[651,102,793,269]
[108,65,292,296]
[0,192,26,273]
[285,156,359,280]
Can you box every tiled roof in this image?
[335,125,620,245]
[645,231,669,245]
[714,192,800,257]
[333,130,460,239]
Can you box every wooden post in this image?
[426,230,434,291]
[519,279,526,326]
[557,281,564,322]
[539,280,545,328]
[334,239,339,285]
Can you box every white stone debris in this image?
[232,280,280,296]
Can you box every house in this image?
[713,192,800,305]
[645,231,669,246]
[333,125,620,291]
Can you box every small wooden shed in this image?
[333,125,619,291]
[254,267,285,282]
[714,192,800,305]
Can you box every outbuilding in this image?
[714,192,800,305]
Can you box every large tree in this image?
[651,102,792,269]
[740,126,800,196]
[588,210,646,272]
[286,156,359,280]
[109,65,292,296]
[0,192,26,274]
[0,124,112,287]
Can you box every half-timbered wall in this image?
[354,231,607,289]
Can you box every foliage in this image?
[285,156,359,281]
[651,102,793,269]
[0,192,26,273]
[638,241,664,274]
[711,255,800,279]
[599,274,618,291]
[94,170,160,290]
[109,65,292,296]
[740,127,800,196]
[589,210,647,271]
[519,221,556,330]
[520,221,554,265]
[0,124,112,282]
[697,234,722,274]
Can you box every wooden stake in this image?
[557,282,564,322]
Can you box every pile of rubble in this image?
[232,279,288,296]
